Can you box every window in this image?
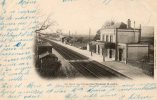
[102,34,104,41]
[109,49,112,58]
[106,35,109,42]
[110,35,113,42]
[104,35,105,41]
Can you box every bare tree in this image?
[102,20,115,28]
[35,15,57,33]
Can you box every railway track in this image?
[42,38,130,79]
[70,62,99,78]
[45,39,88,60]
[70,61,130,79]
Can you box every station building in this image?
[87,19,149,63]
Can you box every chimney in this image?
[134,21,135,29]
[139,24,141,29]
[127,19,131,28]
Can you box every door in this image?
[98,45,100,54]
[119,49,123,61]
[109,49,112,58]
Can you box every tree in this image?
[35,15,57,34]
[77,37,84,43]
[93,30,100,41]
[102,20,115,28]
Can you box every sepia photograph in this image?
[0,0,157,100]
[34,0,154,80]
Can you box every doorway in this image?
[109,49,112,58]
[119,49,123,61]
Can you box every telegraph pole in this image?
[75,31,77,38]
[89,28,92,56]
[69,30,70,37]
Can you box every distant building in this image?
[37,41,52,55]
[141,26,154,37]
[88,19,150,63]
[60,36,73,44]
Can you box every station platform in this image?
[48,39,152,80]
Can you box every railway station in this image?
[35,32,153,80]
[34,19,153,80]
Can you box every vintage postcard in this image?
[0,0,157,100]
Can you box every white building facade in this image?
[89,19,149,63]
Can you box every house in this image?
[88,19,150,63]
[37,41,52,55]
[38,51,61,74]
[39,51,58,63]
[60,35,73,44]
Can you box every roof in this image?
[103,22,127,29]
[39,51,57,59]
[38,42,52,47]
[118,42,149,46]
[90,41,105,45]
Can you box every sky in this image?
[37,0,157,35]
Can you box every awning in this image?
[105,42,116,49]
